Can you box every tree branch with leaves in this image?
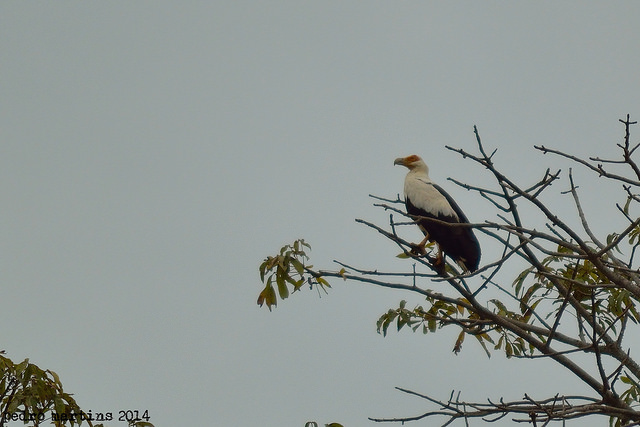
[257,116,640,426]
[0,350,154,427]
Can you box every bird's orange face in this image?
[404,154,421,164]
[394,154,422,168]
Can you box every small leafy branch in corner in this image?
[0,351,155,427]
[1,353,82,427]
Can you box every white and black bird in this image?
[394,154,481,272]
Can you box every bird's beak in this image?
[394,157,406,166]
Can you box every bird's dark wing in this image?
[431,184,471,224]
[430,184,481,271]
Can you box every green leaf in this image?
[494,335,504,350]
[490,299,508,315]
[378,310,397,336]
[624,196,632,215]
[513,267,532,297]
[15,358,29,375]
[474,334,492,358]
[291,258,305,276]
[316,276,331,288]
[257,282,277,311]
[48,369,61,386]
[276,273,289,299]
[453,331,465,354]
[520,284,541,315]
[397,315,407,331]
[505,342,513,358]
[259,262,267,282]
[54,396,66,417]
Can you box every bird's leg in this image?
[430,244,447,275]
[434,244,444,267]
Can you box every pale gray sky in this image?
[2,2,640,426]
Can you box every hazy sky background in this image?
[2,2,640,426]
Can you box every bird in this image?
[394,154,481,272]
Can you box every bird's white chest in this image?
[404,176,457,218]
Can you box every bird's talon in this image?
[409,244,427,256]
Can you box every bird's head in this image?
[394,154,428,173]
